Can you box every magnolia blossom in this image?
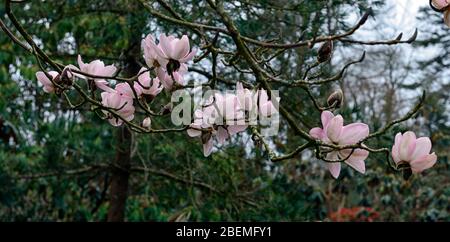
[68,55,117,92]
[101,91,135,126]
[235,82,279,118]
[187,93,248,157]
[156,34,196,68]
[391,131,437,173]
[114,83,136,99]
[36,71,58,93]
[136,67,163,98]
[309,111,370,179]
[141,34,195,90]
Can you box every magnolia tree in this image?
[1,0,444,221]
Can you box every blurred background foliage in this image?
[0,0,448,221]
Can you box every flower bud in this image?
[317,40,333,63]
[327,89,344,108]
[142,117,152,128]
[161,103,173,115]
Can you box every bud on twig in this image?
[142,117,152,129]
[327,89,344,109]
[160,103,173,115]
[317,40,333,63]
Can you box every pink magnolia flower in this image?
[135,67,163,97]
[213,93,248,144]
[309,111,370,178]
[101,91,135,126]
[391,131,437,173]
[36,71,58,93]
[114,83,137,99]
[68,55,117,92]
[187,93,248,157]
[432,0,450,9]
[155,34,196,68]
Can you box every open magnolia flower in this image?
[156,34,196,71]
[136,67,163,98]
[187,93,248,157]
[391,131,437,173]
[309,111,370,179]
[101,91,135,126]
[36,71,58,93]
[68,55,117,92]
[141,33,194,90]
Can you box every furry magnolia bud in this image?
[317,40,333,63]
[142,117,152,128]
[327,89,344,108]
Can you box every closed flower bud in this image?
[317,40,333,63]
[161,103,173,115]
[327,89,344,108]
[142,117,152,128]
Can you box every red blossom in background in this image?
[329,207,380,222]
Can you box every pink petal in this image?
[339,123,369,145]
[326,151,341,179]
[48,71,59,79]
[391,133,403,163]
[410,153,437,173]
[159,34,174,59]
[217,126,229,144]
[100,65,117,77]
[340,149,368,174]
[187,128,202,137]
[227,125,247,136]
[309,127,325,140]
[203,138,214,157]
[179,48,196,63]
[321,111,334,128]
[399,131,416,162]
[411,137,432,160]
[391,144,400,164]
[77,55,86,70]
[172,35,190,60]
[326,115,343,143]
[36,71,51,86]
